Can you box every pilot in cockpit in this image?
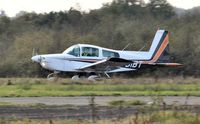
[82,48,90,56]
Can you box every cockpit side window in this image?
[102,50,119,58]
[82,47,99,57]
[66,46,80,57]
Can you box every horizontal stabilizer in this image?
[143,62,182,67]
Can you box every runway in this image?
[0,96,199,106]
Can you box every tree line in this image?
[0,0,199,77]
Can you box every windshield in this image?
[63,45,80,57]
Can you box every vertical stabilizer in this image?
[148,30,169,62]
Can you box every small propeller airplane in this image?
[31,29,182,80]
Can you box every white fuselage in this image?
[31,44,147,73]
[31,30,167,73]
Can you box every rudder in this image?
[149,30,170,63]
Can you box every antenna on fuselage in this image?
[138,44,147,51]
[122,41,147,51]
[122,43,131,51]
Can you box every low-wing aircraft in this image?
[31,30,181,80]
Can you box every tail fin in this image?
[148,30,170,63]
[144,30,182,67]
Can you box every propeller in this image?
[31,48,42,63]
[32,48,38,57]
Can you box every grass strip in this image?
[0,83,199,97]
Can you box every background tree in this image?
[148,0,175,19]
[0,0,199,77]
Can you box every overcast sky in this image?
[0,0,200,17]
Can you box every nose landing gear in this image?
[71,75,80,80]
[47,71,59,81]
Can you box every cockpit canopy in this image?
[63,44,119,58]
[63,45,99,57]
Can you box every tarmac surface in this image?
[0,96,199,106]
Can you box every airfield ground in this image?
[0,77,199,97]
[0,77,199,123]
[0,96,199,106]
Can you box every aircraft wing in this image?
[78,58,133,72]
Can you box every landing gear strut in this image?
[104,72,110,78]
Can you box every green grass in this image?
[0,78,199,97]
[0,101,46,107]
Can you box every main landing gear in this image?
[71,75,100,81]
[46,72,110,81]
[71,72,110,81]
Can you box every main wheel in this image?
[88,75,100,81]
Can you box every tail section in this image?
[148,30,170,63]
[145,30,182,66]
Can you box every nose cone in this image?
[31,55,41,63]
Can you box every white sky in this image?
[0,0,200,17]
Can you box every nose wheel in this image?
[47,72,59,81]
[71,75,80,80]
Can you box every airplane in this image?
[31,29,182,80]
